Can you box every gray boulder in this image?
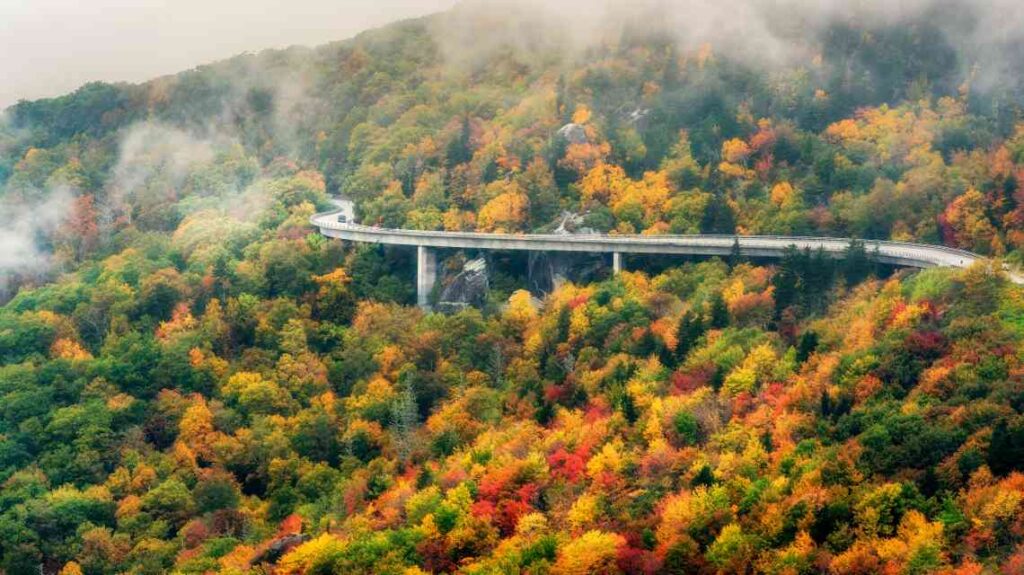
[556,123,588,145]
[437,257,489,313]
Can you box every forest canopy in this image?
[3,1,1024,573]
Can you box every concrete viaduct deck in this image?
[311,209,1005,308]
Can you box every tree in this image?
[141,478,195,527]
[360,181,410,228]
[193,473,240,513]
[706,524,757,572]
[661,131,703,190]
[579,163,627,206]
[673,411,700,446]
[478,183,530,232]
[265,170,328,208]
[391,373,419,465]
[552,530,625,575]
[519,157,560,225]
[988,420,1024,475]
[665,191,711,234]
[446,115,473,167]
[728,237,744,268]
[941,188,1002,254]
[796,330,819,363]
[313,268,356,324]
[61,194,100,261]
[138,268,187,321]
[842,239,874,286]
[701,194,736,233]
[675,311,706,362]
[709,294,729,329]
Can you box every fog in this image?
[0,187,73,296]
[5,0,1024,110]
[434,0,1024,89]
[0,0,457,109]
[4,0,1024,294]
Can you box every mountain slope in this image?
[3,2,1024,574]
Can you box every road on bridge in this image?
[311,208,1017,307]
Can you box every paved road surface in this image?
[312,209,1010,275]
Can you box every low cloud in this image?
[432,0,1024,92]
[110,121,273,225]
[0,186,74,296]
[111,121,217,205]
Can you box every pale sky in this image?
[0,0,458,109]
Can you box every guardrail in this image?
[309,208,1020,282]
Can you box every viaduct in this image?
[311,208,1007,308]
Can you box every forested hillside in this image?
[4,2,1024,573]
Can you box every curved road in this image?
[310,208,1017,305]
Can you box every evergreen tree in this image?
[989,420,1024,475]
[796,330,819,363]
[728,236,744,268]
[842,239,875,286]
[391,373,419,466]
[446,116,472,167]
[674,311,706,362]
[555,305,571,343]
[805,247,836,309]
[772,248,800,317]
[709,293,729,329]
[700,193,736,234]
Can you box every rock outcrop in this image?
[556,123,588,145]
[437,257,489,313]
[553,211,598,236]
[252,534,309,565]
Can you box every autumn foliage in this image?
[5,4,1024,574]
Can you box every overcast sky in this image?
[0,0,458,109]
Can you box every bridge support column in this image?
[417,246,437,309]
[612,252,623,275]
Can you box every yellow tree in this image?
[478,182,530,232]
[178,397,218,465]
[610,170,672,231]
[719,138,755,179]
[579,163,628,206]
[552,530,626,575]
[58,562,84,575]
[313,268,356,323]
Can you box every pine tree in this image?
[772,246,800,317]
[700,192,736,234]
[675,311,706,362]
[842,238,874,286]
[391,374,419,466]
[446,115,472,167]
[728,237,744,268]
[709,293,729,329]
[796,330,819,363]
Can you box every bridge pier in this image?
[313,208,1005,290]
[416,246,437,309]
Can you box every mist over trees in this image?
[3,1,1024,573]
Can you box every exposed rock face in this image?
[252,533,309,565]
[526,211,605,296]
[556,123,588,145]
[553,211,598,236]
[627,107,650,129]
[437,257,489,313]
[528,251,607,297]
[528,251,569,295]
